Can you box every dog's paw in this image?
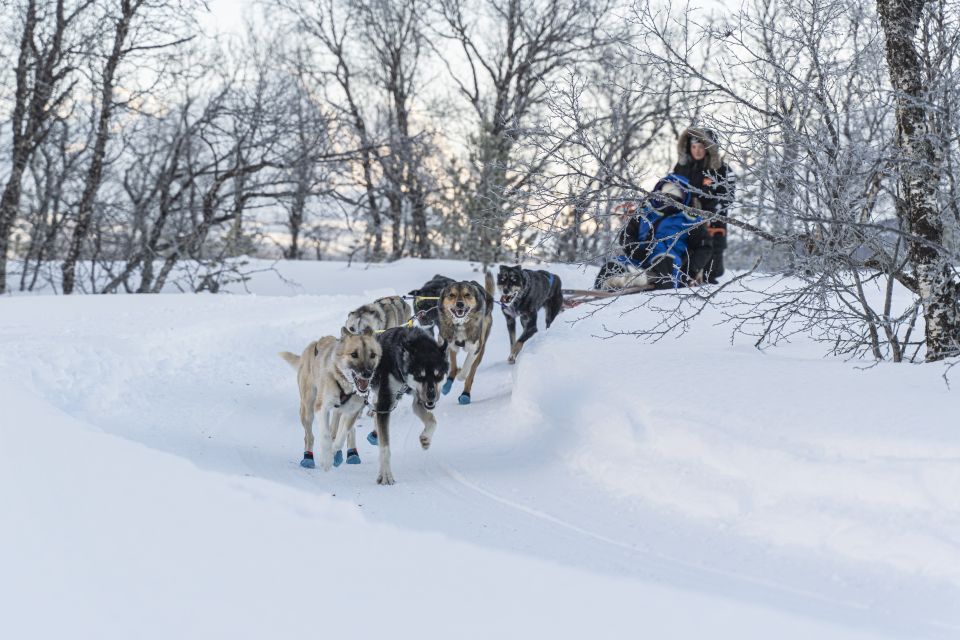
[458,392,471,405]
[346,448,361,464]
[300,454,315,469]
[366,430,378,446]
[419,433,431,450]
[507,355,516,365]
[377,470,395,485]
[441,378,454,395]
[333,450,344,467]
[320,448,335,472]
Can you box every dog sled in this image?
[561,284,654,309]
[561,260,658,309]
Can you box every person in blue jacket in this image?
[594,174,712,290]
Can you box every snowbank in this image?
[1,258,956,638]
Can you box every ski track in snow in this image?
[441,464,873,610]
[3,259,959,639]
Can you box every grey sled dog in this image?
[344,295,412,334]
[279,328,382,470]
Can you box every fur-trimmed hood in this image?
[677,128,722,170]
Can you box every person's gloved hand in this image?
[708,228,727,250]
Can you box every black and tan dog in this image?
[367,326,450,485]
[496,265,564,364]
[437,272,495,405]
[407,274,455,332]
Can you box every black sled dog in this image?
[496,265,564,364]
[368,326,450,485]
[407,274,456,332]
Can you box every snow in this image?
[1,258,957,639]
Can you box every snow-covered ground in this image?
[1,259,957,639]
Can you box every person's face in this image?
[690,139,707,161]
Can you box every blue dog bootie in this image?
[458,392,471,405]
[333,450,344,467]
[367,430,378,446]
[300,452,315,469]
[441,377,455,395]
[346,448,361,464]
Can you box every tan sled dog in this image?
[437,271,495,405]
[279,328,382,470]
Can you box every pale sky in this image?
[202,0,257,36]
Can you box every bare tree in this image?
[276,47,339,260]
[16,118,83,292]
[358,0,435,258]
[280,0,389,259]
[60,0,200,294]
[434,0,619,263]
[278,0,441,260]
[0,0,97,294]
[99,82,227,294]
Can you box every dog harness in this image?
[372,308,433,334]
[333,378,355,407]
[370,383,411,414]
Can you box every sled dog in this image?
[497,265,564,364]
[344,295,412,334]
[596,262,651,291]
[369,326,449,485]
[407,274,456,331]
[437,272,495,405]
[279,328,382,470]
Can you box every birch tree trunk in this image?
[877,0,960,361]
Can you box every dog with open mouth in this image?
[279,327,381,470]
[367,326,449,485]
[496,264,564,364]
[437,272,495,405]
